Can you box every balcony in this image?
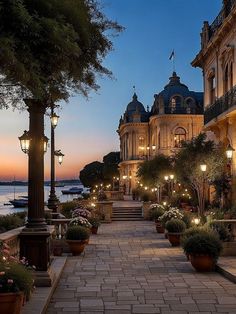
[164,107,203,115]
[209,0,236,39]
[204,85,236,124]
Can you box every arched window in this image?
[174,127,186,148]
[208,73,216,104]
[170,95,182,112]
[185,98,195,113]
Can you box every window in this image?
[138,136,145,157]
[174,127,186,148]
[229,63,233,90]
[185,98,195,113]
[208,74,216,104]
[170,95,182,112]
[224,64,229,94]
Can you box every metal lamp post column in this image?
[48,104,59,216]
[200,164,207,216]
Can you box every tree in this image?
[0,0,123,107]
[0,0,122,277]
[80,151,120,187]
[80,161,104,187]
[103,152,120,181]
[175,133,227,215]
[137,155,172,202]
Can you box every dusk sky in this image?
[0,0,221,181]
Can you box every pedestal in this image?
[142,201,151,220]
[19,228,53,287]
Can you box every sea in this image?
[0,185,82,216]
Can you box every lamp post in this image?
[226,143,234,207]
[200,164,207,216]
[48,105,61,216]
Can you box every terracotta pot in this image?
[91,226,98,234]
[0,292,24,314]
[66,240,86,256]
[155,222,164,233]
[167,233,182,246]
[189,254,215,272]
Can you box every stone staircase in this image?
[112,206,143,221]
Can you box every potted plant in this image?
[65,226,90,256]
[88,217,101,234]
[0,242,34,313]
[165,219,186,246]
[183,231,222,272]
[72,208,92,219]
[159,207,184,238]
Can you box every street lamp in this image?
[48,104,61,215]
[200,164,207,216]
[19,131,49,154]
[19,130,31,154]
[226,143,235,160]
[54,150,64,165]
[152,145,156,150]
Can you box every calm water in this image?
[0,185,82,216]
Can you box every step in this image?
[112,217,143,221]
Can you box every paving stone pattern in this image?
[47,221,236,314]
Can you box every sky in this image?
[0,0,222,181]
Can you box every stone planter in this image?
[142,201,151,220]
[96,201,113,223]
[189,254,215,272]
[0,292,24,314]
[167,232,182,246]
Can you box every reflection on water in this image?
[0,185,82,216]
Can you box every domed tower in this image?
[118,93,149,194]
[149,72,203,157]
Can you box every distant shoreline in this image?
[0,180,82,186]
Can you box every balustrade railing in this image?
[204,85,236,124]
[50,219,71,239]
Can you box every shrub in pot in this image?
[65,226,90,256]
[165,219,186,246]
[149,206,165,233]
[183,232,222,272]
[209,221,232,242]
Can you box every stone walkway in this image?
[47,221,236,314]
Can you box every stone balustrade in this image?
[50,218,71,239]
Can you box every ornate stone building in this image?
[118,72,204,194]
[192,0,236,202]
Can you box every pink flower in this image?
[7,279,13,284]
[0,272,5,276]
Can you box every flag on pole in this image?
[169,50,175,61]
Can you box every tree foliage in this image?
[174,133,227,214]
[80,151,120,187]
[0,0,123,108]
[137,154,172,187]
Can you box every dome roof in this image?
[151,72,203,115]
[126,93,146,114]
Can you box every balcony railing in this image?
[164,107,203,115]
[204,85,236,124]
[210,0,236,38]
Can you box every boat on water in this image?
[9,198,28,208]
[61,187,84,195]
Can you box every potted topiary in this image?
[183,231,222,272]
[88,217,101,234]
[165,219,186,246]
[65,226,90,256]
[0,241,34,313]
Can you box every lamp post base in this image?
[19,227,53,286]
[48,193,59,218]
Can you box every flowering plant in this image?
[159,207,184,226]
[0,241,34,298]
[69,217,92,229]
[72,208,91,219]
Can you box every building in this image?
[118,72,204,194]
[192,0,236,202]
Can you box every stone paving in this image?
[47,221,236,314]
